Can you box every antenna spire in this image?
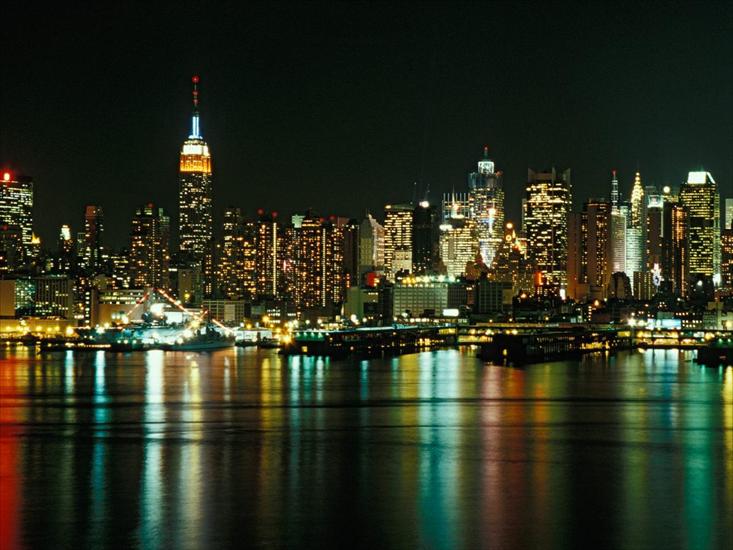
[190,75,201,138]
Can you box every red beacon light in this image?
[192,75,200,84]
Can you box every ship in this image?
[162,323,235,351]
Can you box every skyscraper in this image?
[725,198,733,230]
[412,200,438,275]
[625,172,646,285]
[129,204,170,290]
[467,146,504,266]
[679,171,720,281]
[524,168,572,290]
[661,200,688,296]
[609,170,627,275]
[359,214,385,278]
[0,170,33,262]
[568,199,612,300]
[81,205,105,273]
[178,76,213,293]
[384,203,413,280]
[255,210,279,298]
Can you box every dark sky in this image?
[3,2,732,248]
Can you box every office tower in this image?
[661,200,688,296]
[626,172,646,287]
[524,168,572,289]
[81,205,105,273]
[467,146,504,265]
[359,214,385,278]
[292,212,344,312]
[490,222,534,294]
[569,199,611,300]
[109,249,132,290]
[333,217,359,290]
[241,220,257,298]
[721,229,733,291]
[255,210,279,298]
[217,207,247,299]
[679,171,720,281]
[57,225,74,273]
[725,198,733,230]
[610,169,620,211]
[178,75,214,294]
[129,204,171,290]
[439,204,478,278]
[646,193,663,272]
[0,170,33,257]
[384,203,413,280]
[412,200,438,274]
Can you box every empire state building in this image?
[178,75,213,295]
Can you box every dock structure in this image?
[281,325,457,357]
[475,326,631,365]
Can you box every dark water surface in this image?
[0,348,731,549]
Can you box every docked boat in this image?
[162,324,235,351]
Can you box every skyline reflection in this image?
[0,348,730,549]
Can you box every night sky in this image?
[3,2,732,248]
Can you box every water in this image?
[0,347,731,549]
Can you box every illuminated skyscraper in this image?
[255,210,279,298]
[609,170,627,274]
[81,205,105,273]
[292,212,344,312]
[0,171,33,256]
[661,200,688,296]
[384,203,413,280]
[178,75,213,293]
[625,172,645,283]
[57,224,75,273]
[490,222,534,294]
[439,202,478,278]
[217,207,247,299]
[467,146,504,265]
[721,229,733,291]
[359,214,385,277]
[725,198,733,230]
[679,171,720,281]
[524,168,572,289]
[569,199,611,300]
[129,204,170,290]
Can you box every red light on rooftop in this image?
[272,211,278,218]
[192,75,200,84]
[257,208,265,216]
[2,172,10,182]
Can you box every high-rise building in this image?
[130,204,170,290]
[646,192,664,272]
[178,75,214,294]
[679,171,720,281]
[490,222,534,295]
[358,214,385,278]
[217,207,246,299]
[569,199,611,300]
[725,198,733,230]
[661,200,688,296]
[467,146,504,265]
[439,213,478,278]
[255,210,279,298]
[384,203,413,280]
[720,228,733,291]
[0,170,33,257]
[626,172,646,286]
[524,168,572,289]
[412,200,438,274]
[57,224,75,273]
[81,205,105,273]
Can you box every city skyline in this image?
[2,3,731,248]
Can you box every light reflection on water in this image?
[0,347,730,549]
